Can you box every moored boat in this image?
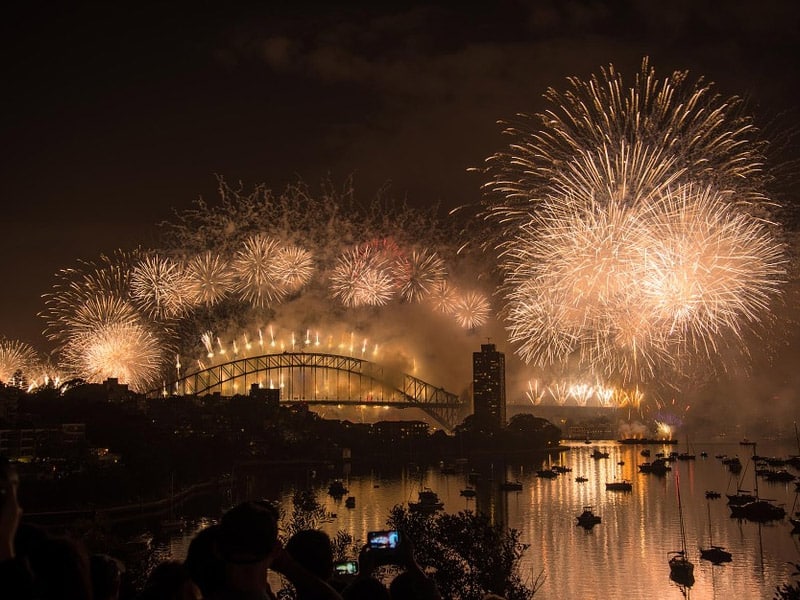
[576,506,601,528]
[328,480,348,497]
[700,545,732,564]
[409,488,444,513]
[500,480,523,491]
[730,499,786,522]
[639,458,671,475]
[700,501,732,564]
[606,480,632,492]
[726,491,756,506]
[669,551,695,586]
[669,472,694,587]
[763,469,795,483]
[729,443,787,523]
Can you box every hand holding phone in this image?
[364,530,401,568]
[367,530,400,550]
[333,560,359,576]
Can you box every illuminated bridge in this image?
[154,351,466,431]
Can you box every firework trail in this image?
[547,382,570,406]
[525,379,545,405]
[569,383,593,407]
[482,59,785,384]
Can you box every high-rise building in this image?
[472,343,506,428]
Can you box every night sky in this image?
[2,1,799,350]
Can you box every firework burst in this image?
[276,245,315,293]
[396,249,447,302]
[41,251,139,343]
[184,251,235,306]
[483,59,785,384]
[453,291,491,330]
[0,338,40,385]
[484,58,769,229]
[62,320,164,391]
[130,254,192,319]
[34,180,490,391]
[428,279,459,315]
[231,234,288,308]
[330,245,396,307]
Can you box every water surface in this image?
[154,440,800,599]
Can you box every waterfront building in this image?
[472,343,506,429]
[372,420,430,441]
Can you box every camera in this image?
[333,560,359,575]
[367,530,400,550]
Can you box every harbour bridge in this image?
[152,351,466,431]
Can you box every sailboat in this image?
[677,435,696,461]
[700,500,732,564]
[669,472,694,586]
[159,473,184,533]
[729,443,786,522]
[787,422,800,470]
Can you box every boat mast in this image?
[677,471,688,557]
[795,421,800,456]
[752,443,759,500]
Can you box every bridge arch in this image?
[153,352,465,431]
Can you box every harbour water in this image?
[143,440,800,598]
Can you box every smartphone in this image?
[367,530,400,550]
[333,560,359,575]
